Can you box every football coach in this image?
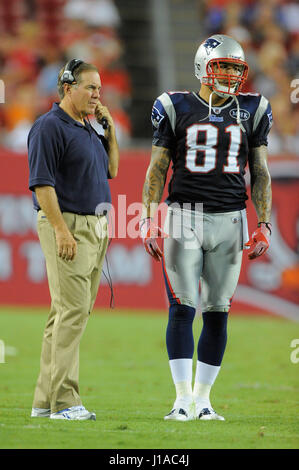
[28,59,119,421]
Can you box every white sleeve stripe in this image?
[157,92,176,135]
[253,96,269,133]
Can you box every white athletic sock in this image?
[193,383,211,408]
[193,360,221,408]
[169,359,193,404]
[174,381,193,406]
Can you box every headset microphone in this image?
[100,118,109,130]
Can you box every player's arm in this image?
[141,145,171,219]
[35,185,77,261]
[248,145,272,223]
[246,145,272,259]
[140,145,171,261]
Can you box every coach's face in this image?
[71,70,102,116]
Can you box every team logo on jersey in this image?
[203,38,222,55]
[151,106,165,128]
[267,111,273,128]
[229,108,250,121]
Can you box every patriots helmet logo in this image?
[203,37,222,55]
[151,105,165,128]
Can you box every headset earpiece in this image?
[61,59,83,85]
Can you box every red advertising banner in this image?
[0,147,298,320]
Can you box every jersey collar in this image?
[192,92,234,112]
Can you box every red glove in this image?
[139,217,168,262]
[245,223,271,260]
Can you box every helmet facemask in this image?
[203,58,249,97]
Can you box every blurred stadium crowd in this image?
[200,0,299,156]
[0,0,298,155]
[0,0,132,151]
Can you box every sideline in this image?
[0,305,288,320]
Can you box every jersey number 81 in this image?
[185,123,242,173]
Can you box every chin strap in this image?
[208,91,214,118]
[208,89,246,133]
[232,95,246,133]
[196,90,215,124]
[198,89,246,134]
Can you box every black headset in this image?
[61,59,83,84]
[61,58,108,130]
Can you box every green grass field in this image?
[0,306,298,450]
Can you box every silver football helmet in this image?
[194,35,249,97]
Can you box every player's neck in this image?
[198,85,229,107]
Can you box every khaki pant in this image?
[32,210,108,413]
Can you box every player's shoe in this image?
[50,405,96,421]
[31,407,51,418]
[196,406,225,421]
[164,400,195,421]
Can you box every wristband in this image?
[139,217,152,231]
[257,222,272,235]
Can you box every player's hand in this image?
[55,227,77,261]
[245,223,271,260]
[139,217,168,262]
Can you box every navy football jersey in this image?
[151,91,273,212]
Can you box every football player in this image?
[140,35,272,421]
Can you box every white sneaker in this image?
[31,407,51,418]
[164,400,194,421]
[196,406,225,421]
[50,405,96,421]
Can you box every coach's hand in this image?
[95,101,113,131]
[245,223,271,260]
[55,227,78,261]
[139,217,168,262]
